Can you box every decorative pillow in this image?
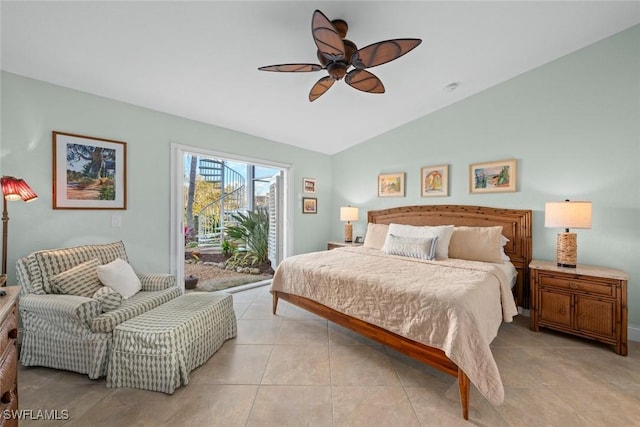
[382,224,454,260]
[92,286,123,312]
[96,258,141,299]
[383,234,438,260]
[448,226,504,264]
[363,223,390,250]
[49,258,102,297]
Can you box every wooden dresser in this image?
[530,260,628,355]
[0,286,19,426]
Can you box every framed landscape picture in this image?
[421,164,449,197]
[53,131,127,209]
[469,159,517,194]
[378,173,405,197]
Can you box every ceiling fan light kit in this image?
[259,10,422,102]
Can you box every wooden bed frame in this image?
[272,205,532,420]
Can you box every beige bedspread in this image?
[270,246,518,405]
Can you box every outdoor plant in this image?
[221,239,237,257]
[226,252,261,270]
[225,208,269,266]
[183,225,196,244]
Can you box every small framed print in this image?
[469,159,517,194]
[377,173,405,197]
[302,197,317,214]
[421,164,449,197]
[303,178,316,193]
[53,131,127,209]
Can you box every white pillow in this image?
[383,234,438,260]
[382,224,454,260]
[96,258,141,299]
[363,223,389,250]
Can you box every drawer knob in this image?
[569,282,578,289]
[8,328,17,339]
[559,308,567,315]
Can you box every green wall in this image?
[1,25,638,333]
[0,71,332,279]
[331,25,640,327]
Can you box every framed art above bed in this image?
[377,173,405,197]
[421,164,448,197]
[469,159,517,194]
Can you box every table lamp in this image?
[544,200,591,268]
[340,206,359,243]
[2,176,38,277]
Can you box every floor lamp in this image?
[1,176,38,279]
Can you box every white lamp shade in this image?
[340,206,359,222]
[545,201,592,229]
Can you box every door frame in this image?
[170,143,293,290]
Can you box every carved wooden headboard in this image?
[368,205,532,308]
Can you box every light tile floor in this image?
[17,284,640,426]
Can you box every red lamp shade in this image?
[2,175,38,276]
[1,176,38,202]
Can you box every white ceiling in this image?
[2,1,639,155]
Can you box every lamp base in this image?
[556,232,577,268]
[344,222,353,243]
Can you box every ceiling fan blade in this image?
[312,10,345,62]
[352,39,422,69]
[345,70,385,94]
[258,64,323,72]
[309,76,335,102]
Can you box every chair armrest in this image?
[137,273,177,292]
[19,293,102,329]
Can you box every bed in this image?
[271,205,532,419]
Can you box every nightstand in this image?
[529,260,628,355]
[327,241,363,250]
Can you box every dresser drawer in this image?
[539,274,616,297]
[0,386,18,427]
[0,346,17,398]
[0,310,16,356]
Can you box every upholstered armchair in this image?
[17,241,181,378]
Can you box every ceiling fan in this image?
[258,10,422,102]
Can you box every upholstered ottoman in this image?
[106,292,237,393]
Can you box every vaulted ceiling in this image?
[2,1,639,154]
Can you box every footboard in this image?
[271,290,470,420]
